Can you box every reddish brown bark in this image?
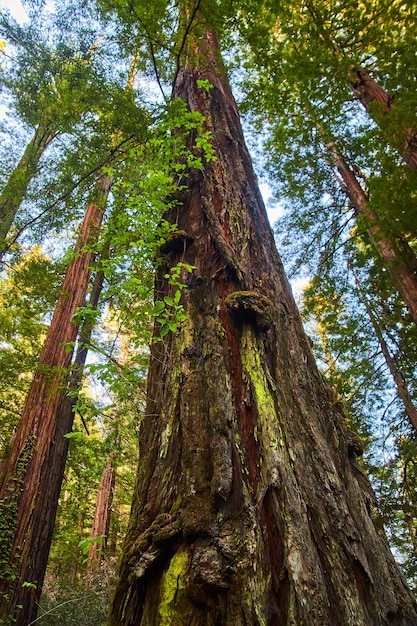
[108,17,417,626]
[0,123,56,259]
[0,172,111,626]
[323,133,417,329]
[87,461,116,573]
[349,68,417,170]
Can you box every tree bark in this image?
[87,461,116,573]
[0,172,111,626]
[322,131,417,329]
[0,122,56,259]
[108,16,417,626]
[349,68,417,170]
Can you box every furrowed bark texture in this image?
[323,133,417,329]
[0,123,56,259]
[349,68,417,170]
[0,173,110,626]
[109,32,417,626]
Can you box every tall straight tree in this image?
[87,460,116,573]
[349,263,417,433]
[320,127,417,330]
[109,4,417,624]
[0,10,115,258]
[0,124,56,254]
[0,172,111,625]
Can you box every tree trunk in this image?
[0,122,56,258]
[0,172,111,626]
[108,17,417,626]
[349,68,417,170]
[350,264,417,433]
[87,461,116,574]
[323,131,417,329]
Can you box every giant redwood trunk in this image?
[0,122,56,259]
[109,16,417,626]
[322,132,417,330]
[0,172,111,626]
[349,68,417,171]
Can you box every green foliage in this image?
[72,305,101,327]
[21,582,37,590]
[0,246,61,456]
[0,8,111,132]
[153,263,196,339]
[78,535,105,563]
[0,432,37,610]
[196,78,214,92]
[64,431,84,441]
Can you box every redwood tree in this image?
[87,460,116,573]
[109,5,417,625]
[348,68,417,171]
[349,264,417,434]
[0,173,111,625]
[0,124,56,256]
[320,128,417,331]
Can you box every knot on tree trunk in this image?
[129,513,182,580]
[347,431,364,459]
[159,230,194,257]
[225,291,274,331]
[187,540,232,605]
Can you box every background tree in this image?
[0,170,111,625]
[0,3,145,261]
[0,10,101,255]
[0,245,61,462]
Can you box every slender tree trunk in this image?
[108,14,417,626]
[109,500,121,558]
[350,264,417,432]
[349,68,417,170]
[87,461,116,573]
[0,172,111,626]
[0,122,56,259]
[322,131,417,328]
[64,241,108,413]
[69,515,86,586]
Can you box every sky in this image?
[0,0,29,22]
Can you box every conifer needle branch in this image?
[148,37,167,102]
[0,135,136,259]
